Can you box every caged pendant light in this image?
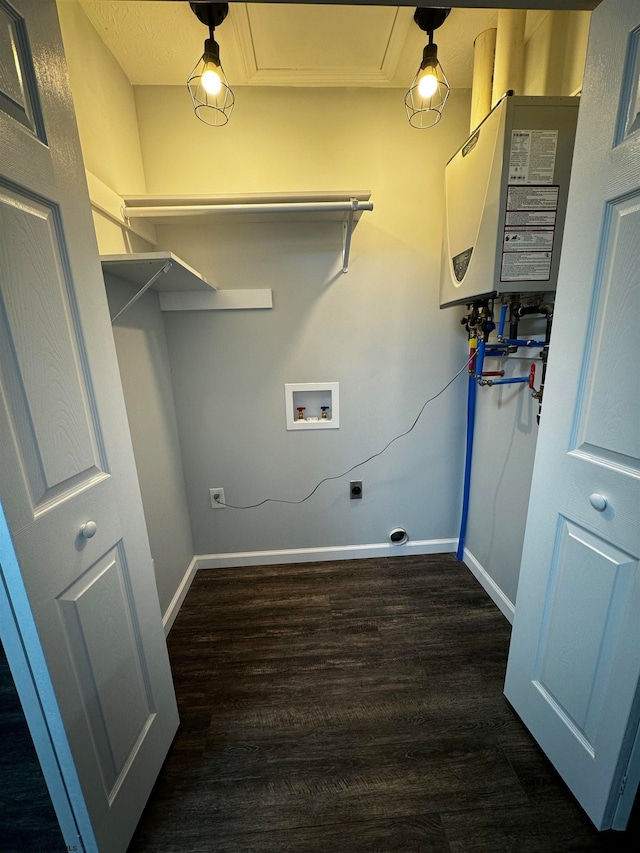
[187,2,234,126]
[405,7,451,129]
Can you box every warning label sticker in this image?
[508,130,558,184]
[503,230,554,251]
[501,184,559,282]
[501,251,552,282]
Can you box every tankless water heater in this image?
[440,94,579,308]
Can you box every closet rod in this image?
[90,199,158,245]
[123,200,374,218]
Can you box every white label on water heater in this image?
[506,186,559,212]
[501,251,552,282]
[508,130,558,184]
[501,184,559,281]
[506,210,556,226]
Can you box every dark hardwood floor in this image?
[128,554,637,853]
[0,640,64,853]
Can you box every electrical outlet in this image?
[350,480,363,499]
[210,488,225,509]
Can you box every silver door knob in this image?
[589,493,608,511]
[80,521,98,539]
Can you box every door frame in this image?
[614,719,640,828]
[0,0,629,844]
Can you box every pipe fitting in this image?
[389,527,408,545]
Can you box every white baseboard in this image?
[196,538,456,570]
[462,548,515,624]
[162,556,198,635]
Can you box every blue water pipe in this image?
[498,303,507,338]
[475,339,486,377]
[456,359,477,561]
[480,376,530,386]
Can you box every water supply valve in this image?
[529,363,543,401]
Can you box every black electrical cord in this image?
[216,356,471,509]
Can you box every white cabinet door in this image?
[504,0,640,831]
[0,1,178,851]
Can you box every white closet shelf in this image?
[121,191,374,273]
[101,251,215,293]
[102,251,271,321]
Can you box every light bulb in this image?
[201,66,222,96]
[417,69,438,99]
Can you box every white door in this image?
[504,0,640,831]
[0,1,179,851]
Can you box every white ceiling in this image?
[77,2,503,89]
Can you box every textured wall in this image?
[524,11,590,96]
[105,275,194,618]
[57,0,147,195]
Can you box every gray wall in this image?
[105,274,194,617]
[161,215,467,556]
[463,313,551,612]
[464,353,539,610]
[130,86,473,560]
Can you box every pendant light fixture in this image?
[187,2,234,126]
[405,7,451,129]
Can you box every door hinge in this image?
[619,774,627,797]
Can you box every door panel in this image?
[616,26,640,143]
[0,2,179,851]
[0,183,102,514]
[505,0,640,830]
[575,195,640,468]
[57,543,155,797]
[0,0,45,139]
[533,519,638,747]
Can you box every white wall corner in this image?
[85,169,157,246]
[162,556,198,635]
[462,548,515,623]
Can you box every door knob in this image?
[80,520,98,539]
[589,493,608,512]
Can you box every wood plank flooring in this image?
[128,554,638,853]
[0,641,64,852]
